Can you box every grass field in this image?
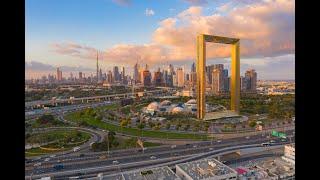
[65,112,209,140]
[25,130,91,157]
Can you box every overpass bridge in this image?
[25,89,176,109]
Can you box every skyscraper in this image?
[176,67,185,87]
[245,69,257,92]
[153,68,163,86]
[113,66,120,82]
[191,62,196,73]
[96,51,99,82]
[56,67,62,81]
[190,62,197,86]
[99,68,102,82]
[133,63,139,82]
[142,69,151,86]
[79,72,83,79]
[122,67,125,80]
[212,68,224,94]
[107,70,113,84]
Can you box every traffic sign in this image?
[271,130,278,136]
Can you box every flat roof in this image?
[176,158,237,179]
[102,166,180,180]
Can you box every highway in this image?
[25,101,114,119]
[25,139,292,179]
[25,131,294,179]
[25,89,175,108]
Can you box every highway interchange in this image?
[25,128,294,179]
[25,100,295,179]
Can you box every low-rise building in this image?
[101,166,180,180]
[175,158,237,180]
[282,143,295,165]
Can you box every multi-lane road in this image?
[25,99,295,179]
[25,129,294,179]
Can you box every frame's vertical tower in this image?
[196,34,240,120]
[231,41,240,113]
[196,35,206,119]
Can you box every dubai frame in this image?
[196,34,240,120]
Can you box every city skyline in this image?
[26,0,295,80]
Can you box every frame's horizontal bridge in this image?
[203,34,239,44]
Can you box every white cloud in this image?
[145,8,155,16]
[51,0,294,79]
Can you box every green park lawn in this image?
[65,112,209,140]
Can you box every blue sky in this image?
[26,0,295,80]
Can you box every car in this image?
[185,144,191,146]
[270,140,276,144]
[171,145,177,149]
[34,162,41,167]
[281,138,287,142]
[266,136,270,139]
[150,156,157,160]
[99,155,107,159]
[245,136,250,139]
[73,147,81,152]
[79,154,85,157]
[44,158,50,162]
[112,160,119,165]
[193,145,198,148]
[49,155,56,158]
[209,148,214,151]
[217,140,222,143]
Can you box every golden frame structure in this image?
[196,34,240,120]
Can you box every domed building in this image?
[171,106,184,113]
[147,102,159,111]
[160,100,172,106]
[185,99,196,106]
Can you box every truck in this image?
[53,164,64,170]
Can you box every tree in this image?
[249,121,257,128]
[120,119,128,127]
[137,123,145,130]
[184,124,190,131]
[165,123,171,130]
[37,114,55,124]
[148,121,155,128]
[176,123,182,130]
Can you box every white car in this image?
[217,140,222,143]
[193,145,198,148]
[112,160,119,165]
[150,156,157,160]
[73,147,80,152]
[245,136,250,139]
[44,158,50,162]
[34,162,41,167]
[209,148,214,151]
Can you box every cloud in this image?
[145,8,155,16]
[112,0,131,6]
[51,0,294,67]
[50,42,97,59]
[25,61,95,72]
[182,0,208,5]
